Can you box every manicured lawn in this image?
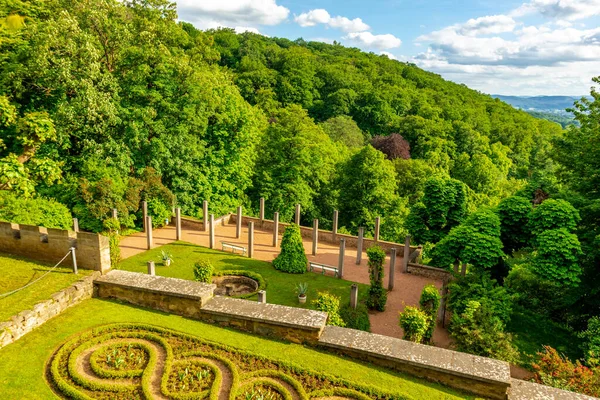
[0,298,473,399]
[508,305,583,368]
[0,253,92,322]
[118,241,369,310]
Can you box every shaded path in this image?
[119,223,451,347]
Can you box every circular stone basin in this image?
[212,275,259,296]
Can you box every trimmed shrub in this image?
[339,303,371,332]
[313,292,345,327]
[193,260,214,283]
[366,246,387,311]
[0,192,72,229]
[419,284,441,342]
[272,224,307,274]
[399,306,430,343]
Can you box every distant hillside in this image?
[491,95,585,112]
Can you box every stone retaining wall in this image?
[0,222,111,272]
[0,271,100,349]
[407,263,452,282]
[232,215,419,255]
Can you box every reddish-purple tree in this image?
[371,133,411,160]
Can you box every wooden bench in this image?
[221,241,247,255]
[309,262,339,277]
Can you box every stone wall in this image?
[0,222,111,273]
[0,271,100,349]
[232,215,418,255]
[407,263,452,282]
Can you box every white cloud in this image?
[344,32,402,49]
[234,26,263,35]
[176,0,289,30]
[294,9,370,32]
[512,0,600,21]
[380,51,398,60]
[458,15,517,36]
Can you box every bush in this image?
[580,317,600,367]
[313,292,345,327]
[272,224,307,274]
[533,346,600,397]
[103,218,121,269]
[339,303,371,332]
[366,246,387,311]
[419,284,441,342]
[450,300,519,363]
[147,197,172,228]
[0,192,72,229]
[193,260,214,283]
[399,306,430,343]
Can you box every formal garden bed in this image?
[118,242,369,311]
[0,298,470,399]
[0,253,92,322]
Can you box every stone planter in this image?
[298,295,307,304]
[163,259,171,267]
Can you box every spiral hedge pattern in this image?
[47,324,400,400]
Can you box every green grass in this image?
[0,298,473,399]
[508,305,583,368]
[118,241,369,310]
[0,253,92,322]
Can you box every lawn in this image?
[0,298,473,399]
[0,253,92,322]
[507,305,583,368]
[118,241,369,310]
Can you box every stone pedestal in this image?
[112,208,118,220]
[388,248,397,290]
[403,235,411,273]
[332,210,338,241]
[203,200,209,232]
[70,247,78,274]
[257,290,266,304]
[142,201,148,233]
[374,217,380,242]
[295,204,301,225]
[236,206,242,239]
[356,227,364,265]
[175,208,181,240]
[209,214,215,249]
[312,219,319,255]
[259,197,265,224]
[338,238,346,279]
[273,212,279,247]
[72,218,79,233]
[350,284,358,309]
[248,222,254,258]
[147,261,155,276]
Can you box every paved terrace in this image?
[119,221,452,346]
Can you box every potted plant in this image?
[295,282,308,304]
[161,250,173,267]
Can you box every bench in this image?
[221,241,247,255]
[309,262,339,277]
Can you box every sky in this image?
[175,0,600,96]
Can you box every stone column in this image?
[112,208,118,220]
[142,201,148,233]
[295,204,301,225]
[350,284,358,309]
[257,290,266,304]
[403,235,410,273]
[248,221,254,258]
[259,197,265,224]
[388,248,397,291]
[147,261,155,276]
[203,200,209,232]
[356,227,364,265]
[312,219,319,255]
[332,209,338,241]
[374,217,380,242]
[273,212,279,247]
[175,208,181,241]
[146,216,153,250]
[70,247,78,274]
[72,218,79,233]
[209,214,215,249]
[236,206,242,239]
[338,238,346,279]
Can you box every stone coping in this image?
[318,326,511,386]
[508,379,596,399]
[95,270,215,301]
[201,296,327,331]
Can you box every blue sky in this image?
[176,0,600,96]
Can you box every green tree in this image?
[531,228,582,287]
[319,115,365,148]
[496,195,532,253]
[405,177,468,244]
[529,199,580,237]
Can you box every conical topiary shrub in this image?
[273,223,307,274]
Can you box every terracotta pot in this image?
[298,295,307,304]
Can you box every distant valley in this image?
[492,95,590,127]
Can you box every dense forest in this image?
[1,0,600,392]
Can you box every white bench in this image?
[221,241,247,255]
[309,262,339,277]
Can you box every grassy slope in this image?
[118,241,369,309]
[0,253,91,321]
[0,298,473,399]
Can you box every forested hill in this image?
[0,0,562,238]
